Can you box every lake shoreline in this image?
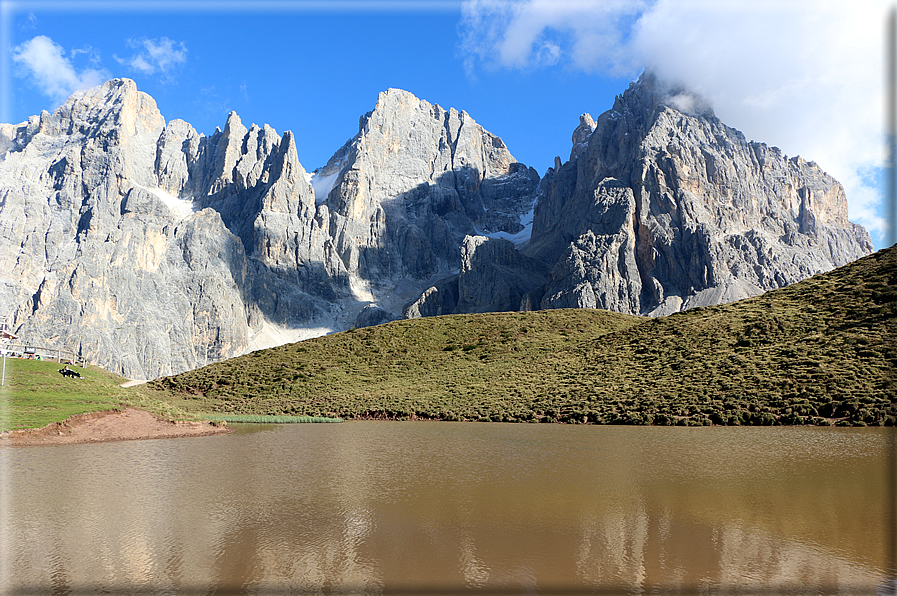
[0,407,232,447]
[0,407,878,448]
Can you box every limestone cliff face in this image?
[0,76,875,377]
[0,79,351,378]
[0,80,280,378]
[403,234,549,318]
[0,80,539,377]
[527,72,873,316]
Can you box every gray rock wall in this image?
[527,72,872,316]
[0,81,273,378]
[404,235,549,317]
[0,75,874,378]
[321,88,540,284]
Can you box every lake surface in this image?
[1,422,893,595]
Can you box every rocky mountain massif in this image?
[411,74,872,317]
[0,74,872,378]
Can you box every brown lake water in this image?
[0,422,893,595]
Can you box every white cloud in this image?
[666,93,696,115]
[20,12,38,30]
[461,0,647,74]
[11,36,108,105]
[632,0,886,240]
[459,0,890,242]
[115,37,187,77]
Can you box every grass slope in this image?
[0,359,191,431]
[151,309,640,421]
[151,246,896,426]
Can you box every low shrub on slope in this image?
[151,309,640,421]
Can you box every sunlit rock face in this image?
[0,80,330,378]
[527,71,873,316]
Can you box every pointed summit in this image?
[608,71,716,133]
[320,88,539,282]
[57,78,165,139]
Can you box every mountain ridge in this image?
[404,73,871,318]
[0,74,873,378]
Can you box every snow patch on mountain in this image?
[483,202,537,246]
[144,186,196,220]
[246,318,335,353]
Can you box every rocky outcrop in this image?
[526,72,873,316]
[536,178,642,313]
[402,281,460,319]
[404,235,549,317]
[354,304,396,329]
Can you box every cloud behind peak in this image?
[12,35,109,106]
[114,37,187,77]
[459,0,888,240]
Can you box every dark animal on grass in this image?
[58,366,81,378]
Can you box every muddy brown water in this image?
[1,422,892,595]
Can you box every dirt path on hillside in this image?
[0,408,232,447]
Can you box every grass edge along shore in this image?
[149,246,897,428]
[0,358,344,433]
[0,359,179,432]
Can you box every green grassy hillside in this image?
[0,359,190,431]
[151,309,640,421]
[151,247,896,426]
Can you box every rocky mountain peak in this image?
[528,71,871,318]
[608,71,716,134]
[320,87,539,285]
[61,78,164,140]
[220,111,248,144]
[570,113,596,161]
[0,78,163,158]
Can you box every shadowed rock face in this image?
[526,72,872,316]
[403,234,550,317]
[318,88,540,286]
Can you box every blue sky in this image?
[2,0,892,250]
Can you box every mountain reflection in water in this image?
[1,423,891,595]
